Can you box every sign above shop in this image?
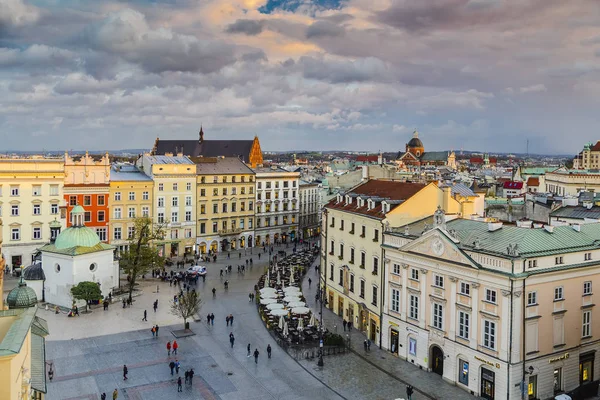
[475,355,501,369]
[549,353,569,363]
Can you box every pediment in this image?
[400,228,479,269]
[398,152,418,161]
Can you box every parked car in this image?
[186,265,207,276]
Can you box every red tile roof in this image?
[325,180,426,219]
[591,141,600,151]
[526,177,540,187]
[470,157,484,164]
[503,181,524,189]
[356,155,379,162]
[489,157,497,164]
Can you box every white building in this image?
[253,166,300,246]
[299,180,321,240]
[39,205,118,308]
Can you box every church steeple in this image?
[199,125,204,144]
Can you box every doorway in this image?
[430,346,444,376]
[348,307,354,328]
[338,297,344,317]
[390,329,399,354]
[11,255,22,271]
[369,319,377,341]
[480,368,495,400]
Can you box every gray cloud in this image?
[226,19,265,35]
[0,0,40,33]
[298,56,392,84]
[306,21,344,38]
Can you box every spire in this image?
[413,129,419,138]
[199,125,204,144]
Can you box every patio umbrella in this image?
[283,320,289,337]
[298,317,304,331]
[277,271,281,285]
[260,287,277,294]
[270,309,288,317]
[278,315,284,329]
[260,297,278,305]
[291,307,311,315]
[283,296,302,303]
[286,301,306,308]
[309,313,317,326]
[283,287,300,294]
[290,270,295,284]
[266,303,284,310]
[264,273,270,287]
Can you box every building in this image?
[1,217,4,309]
[321,180,485,347]
[573,141,600,169]
[39,205,117,308]
[253,166,300,246]
[194,157,256,254]
[502,181,525,198]
[151,127,264,168]
[63,152,111,238]
[137,155,196,258]
[299,180,321,240]
[382,216,600,400]
[108,163,154,253]
[396,130,457,170]
[546,168,600,196]
[0,156,65,271]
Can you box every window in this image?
[248,218,253,229]
[171,229,179,239]
[340,220,344,230]
[128,226,135,239]
[171,211,178,222]
[97,195,105,206]
[372,285,378,306]
[33,204,41,215]
[200,223,206,234]
[98,210,105,221]
[360,279,365,298]
[528,259,538,268]
[555,256,564,265]
[373,229,379,242]
[329,263,334,280]
[114,207,122,219]
[213,188,218,196]
[338,269,344,286]
[372,257,379,275]
[483,320,496,349]
[33,227,41,240]
[331,217,335,227]
[361,225,366,237]
[114,192,121,201]
[409,294,419,320]
[128,192,135,201]
[460,282,470,296]
[410,268,419,281]
[50,185,59,196]
[360,251,366,267]
[185,228,192,238]
[485,289,497,304]
[113,227,122,240]
[11,204,19,216]
[223,188,228,196]
[584,281,592,295]
[212,222,218,233]
[349,274,355,292]
[554,286,564,301]
[391,289,400,312]
[222,203,228,213]
[10,186,19,196]
[232,203,237,212]
[11,227,20,240]
[240,219,244,229]
[585,252,592,261]
[157,197,164,207]
[96,228,107,241]
[185,211,192,222]
[142,191,149,200]
[350,222,355,233]
[172,197,179,207]
[222,176,227,183]
[185,196,192,206]
[434,274,444,288]
[157,212,164,223]
[249,201,254,211]
[51,203,59,214]
[84,211,91,222]
[32,185,41,196]
[583,311,592,337]
[141,206,149,217]
[173,183,178,191]
[212,203,218,214]
[433,303,443,330]
[128,207,135,218]
[528,291,537,305]
[200,188,206,197]
[339,243,344,258]
[69,195,77,206]
[158,183,164,191]
[458,311,470,339]
[186,182,192,191]
[83,195,91,206]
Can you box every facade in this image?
[137,155,196,258]
[396,130,457,170]
[0,217,4,309]
[195,157,256,254]
[502,181,525,198]
[0,307,49,400]
[63,152,110,237]
[546,168,600,196]
[0,157,65,271]
[573,141,600,169]
[299,180,321,240]
[253,167,300,246]
[39,206,117,308]
[108,164,154,253]
[152,127,264,168]
[382,216,600,400]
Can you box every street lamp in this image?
[317,208,328,367]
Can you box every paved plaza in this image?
[35,242,478,399]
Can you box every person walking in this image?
[123,365,128,380]
[101,393,106,400]
[406,385,414,400]
[172,340,178,355]
[175,359,180,374]
[247,343,251,357]
[348,321,352,331]
[367,339,371,351]
[308,277,312,287]
[169,360,175,375]
[189,368,195,385]
[212,287,216,297]
[151,326,156,337]
[153,301,158,312]
[207,313,211,324]
[112,389,118,400]
[177,376,182,392]
[253,348,259,364]
[226,315,230,326]
[363,340,368,352]
[184,370,189,384]
[210,313,215,325]
[267,344,272,359]
[229,314,234,325]
[142,310,147,321]
[249,293,252,302]
[343,319,347,331]
[166,341,172,356]
[229,333,235,348]
[155,324,159,336]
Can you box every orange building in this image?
[63,152,111,242]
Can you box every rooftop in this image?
[194,157,255,175]
[144,155,194,165]
[551,205,600,220]
[110,164,153,182]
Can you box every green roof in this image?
[71,204,85,214]
[6,276,38,309]
[40,241,114,256]
[30,333,47,393]
[0,308,36,357]
[54,226,101,249]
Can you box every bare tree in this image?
[119,217,166,302]
[170,291,202,330]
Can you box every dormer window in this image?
[337,194,343,203]
[346,195,352,205]
[367,199,372,211]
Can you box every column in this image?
[420,268,429,330]
[449,276,458,339]
[471,282,480,349]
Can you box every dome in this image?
[54,226,101,249]
[23,262,45,281]
[7,275,38,309]
[407,130,424,149]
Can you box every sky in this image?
[1,0,600,154]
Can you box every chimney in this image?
[488,222,503,232]
[443,186,452,211]
[572,224,581,232]
[544,225,555,234]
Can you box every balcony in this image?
[218,228,243,236]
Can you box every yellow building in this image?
[193,157,256,254]
[1,217,4,310]
[138,155,196,258]
[108,163,154,253]
[0,156,65,271]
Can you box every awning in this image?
[30,333,47,393]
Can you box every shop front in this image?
[480,367,495,400]
[389,326,399,355]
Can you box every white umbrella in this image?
[282,279,286,288]
[309,313,317,326]
[261,293,279,299]
[264,273,270,287]
[286,301,306,308]
[278,315,284,329]
[298,317,304,331]
[283,287,300,294]
[291,307,310,315]
[277,271,281,285]
[260,287,277,293]
[283,320,289,337]
[290,270,295,284]
[260,297,278,305]
[270,309,288,317]
[283,296,302,303]
[266,303,284,310]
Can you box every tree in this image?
[71,281,103,312]
[170,291,202,330]
[119,217,166,302]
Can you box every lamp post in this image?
[318,208,328,367]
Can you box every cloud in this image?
[392,124,409,133]
[306,21,344,38]
[519,84,547,93]
[226,19,266,35]
[298,56,391,83]
[409,89,494,111]
[0,45,77,70]
[0,0,40,31]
